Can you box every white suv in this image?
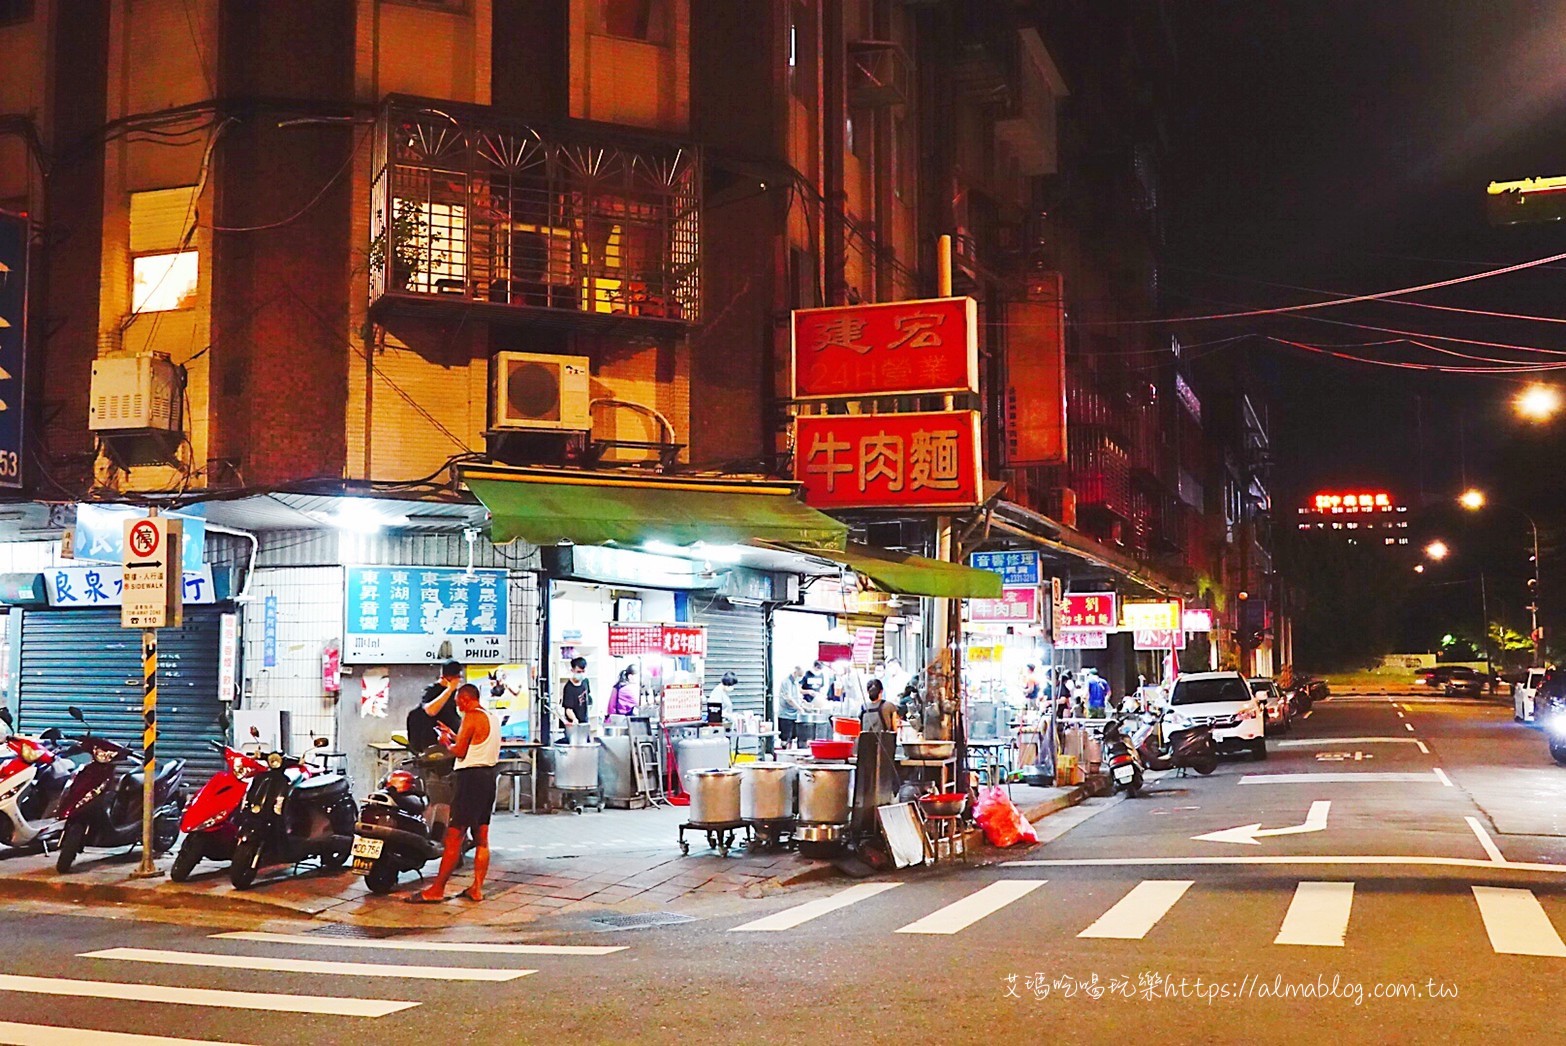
[1515,668,1546,723]
[1167,671,1266,760]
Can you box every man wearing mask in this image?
[775,666,804,748]
[559,656,591,735]
[407,660,464,752]
[799,660,829,743]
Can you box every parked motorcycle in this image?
[1130,707,1220,776]
[54,706,186,873]
[351,746,457,895]
[1101,717,1144,797]
[0,707,80,853]
[228,736,357,889]
[168,740,268,882]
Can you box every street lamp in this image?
[1413,564,1425,574]
[1425,540,1450,561]
[1515,384,1563,422]
[1459,489,1542,666]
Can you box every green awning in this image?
[794,541,1004,599]
[465,471,848,551]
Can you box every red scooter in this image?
[168,740,268,882]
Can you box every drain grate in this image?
[587,911,697,931]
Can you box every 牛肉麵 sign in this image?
[791,297,978,399]
[794,410,982,510]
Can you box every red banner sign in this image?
[795,410,982,510]
[661,624,707,658]
[1004,280,1067,466]
[608,623,708,658]
[1057,593,1116,631]
[791,297,978,399]
[968,586,1040,624]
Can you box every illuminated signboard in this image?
[795,410,983,511]
[1122,600,1183,632]
[1056,593,1116,631]
[1308,491,1397,514]
[791,296,979,399]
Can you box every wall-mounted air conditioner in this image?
[89,353,182,433]
[489,351,591,432]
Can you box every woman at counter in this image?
[605,664,639,722]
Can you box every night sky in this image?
[1165,1,1566,516]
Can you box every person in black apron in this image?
[859,679,898,734]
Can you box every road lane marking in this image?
[1194,801,1330,845]
[1275,882,1354,947]
[1396,711,1405,718]
[0,1022,250,1046]
[730,882,901,931]
[1077,881,1192,939]
[0,974,415,1017]
[1466,816,1506,864]
[1405,723,1416,732]
[1238,772,1442,784]
[1473,887,1566,956]
[1274,737,1424,748]
[1434,768,1454,787]
[210,932,625,956]
[1004,855,1566,873]
[80,948,533,982]
[1416,740,1429,753]
[895,880,1047,935]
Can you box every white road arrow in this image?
[1192,801,1331,846]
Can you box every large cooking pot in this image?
[797,764,854,824]
[740,762,796,821]
[686,768,742,825]
[553,743,600,789]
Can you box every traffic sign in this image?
[121,515,183,629]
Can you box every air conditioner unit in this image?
[88,353,181,433]
[489,352,591,432]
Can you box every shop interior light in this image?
[321,499,409,533]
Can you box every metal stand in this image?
[679,820,749,857]
[556,785,604,814]
[631,735,670,808]
[745,818,796,851]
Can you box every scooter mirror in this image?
[0,706,12,726]
[67,706,85,722]
[249,725,261,739]
[313,736,331,748]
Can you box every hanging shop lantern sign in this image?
[795,410,982,511]
[791,296,978,399]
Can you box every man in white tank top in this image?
[409,683,498,904]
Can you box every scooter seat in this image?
[293,772,351,802]
[119,759,186,793]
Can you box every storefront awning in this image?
[784,541,1004,599]
[463,469,848,551]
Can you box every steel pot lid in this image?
[800,764,854,774]
[689,768,742,777]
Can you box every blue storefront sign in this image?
[0,211,28,490]
[44,565,218,608]
[343,566,508,665]
[970,550,1041,587]
[262,594,278,668]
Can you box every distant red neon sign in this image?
[1310,491,1395,513]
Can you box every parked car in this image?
[1417,666,1457,689]
[1515,668,1547,723]
[1248,677,1293,735]
[1167,671,1267,760]
[1443,666,1484,697]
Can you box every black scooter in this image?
[228,736,358,889]
[1130,706,1220,776]
[54,706,185,873]
[351,746,457,895]
[1101,717,1144,797]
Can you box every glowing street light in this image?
[1459,489,1486,511]
[1515,384,1563,422]
[1425,540,1450,561]
[1413,564,1425,574]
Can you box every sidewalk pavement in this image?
[0,782,1094,930]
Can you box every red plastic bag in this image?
[973,786,1038,848]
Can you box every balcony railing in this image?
[370,96,701,326]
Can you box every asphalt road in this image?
[4,690,1565,1045]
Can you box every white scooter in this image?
[0,707,80,852]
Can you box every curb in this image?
[0,872,310,922]
[1018,780,1096,826]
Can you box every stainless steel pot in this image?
[797,764,854,824]
[553,743,600,789]
[903,740,955,760]
[686,768,742,825]
[740,762,796,821]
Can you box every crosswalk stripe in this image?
[0,973,415,1017]
[730,882,902,932]
[895,880,1047,936]
[1077,880,1193,940]
[1274,882,1353,947]
[1473,886,1566,957]
[0,1022,249,1046]
[81,948,533,983]
[211,932,625,956]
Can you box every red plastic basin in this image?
[809,739,855,760]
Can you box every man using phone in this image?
[407,660,464,752]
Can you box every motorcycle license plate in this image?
[1113,765,1135,783]
[350,835,383,860]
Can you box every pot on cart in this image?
[740,762,796,821]
[553,743,600,790]
[797,764,854,825]
[686,768,742,826]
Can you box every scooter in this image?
[168,740,268,882]
[1101,716,1144,797]
[228,736,358,889]
[351,745,458,895]
[54,706,187,873]
[1129,706,1220,775]
[0,707,80,852]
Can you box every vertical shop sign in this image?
[263,595,278,668]
[1004,275,1067,467]
[0,211,27,489]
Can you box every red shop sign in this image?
[1056,593,1116,631]
[794,410,982,511]
[608,623,663,657]
[791,297,978,399]
[968,586,1039,624]
[660,624,707,658]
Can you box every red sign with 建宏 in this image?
[791,297,978,399]
[794,410,982,511]
[1056,593,1116,631]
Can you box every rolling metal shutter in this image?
[18,607,227,778]
[692,601,768,719]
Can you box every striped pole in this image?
[137,628,158,876]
